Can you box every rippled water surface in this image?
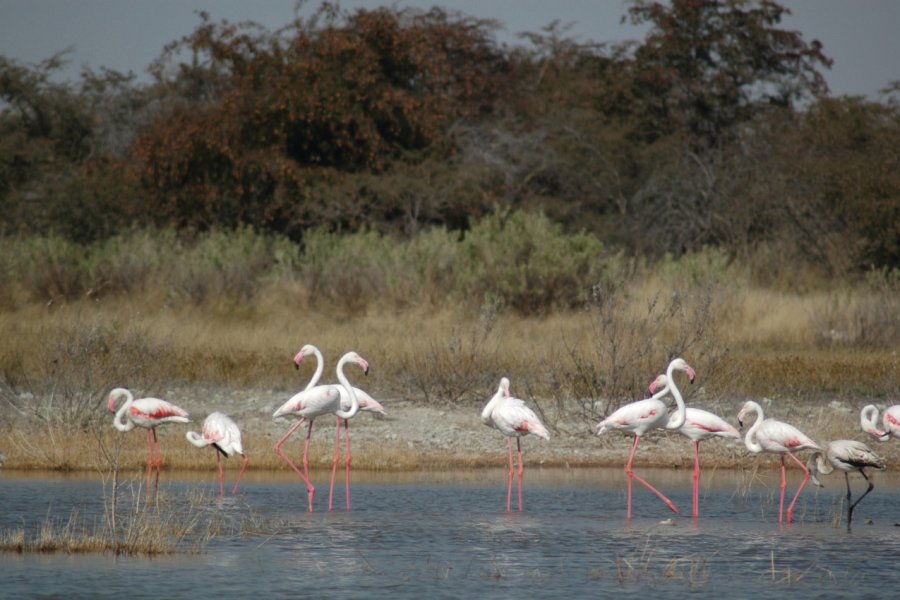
[2,468,899,598]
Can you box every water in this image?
[1,468,899,599]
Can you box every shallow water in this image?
[1,468,899,598]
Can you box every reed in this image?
[0,484,228,555]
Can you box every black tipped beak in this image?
[294,362,300,370]
[364,367,369,376]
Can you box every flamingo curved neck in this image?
[305,346,325,391]
[481,388,504,425]
[741,401,764,453]
[111,390,135,432]
[334,355,360,419]
[186,431,209,448]
[663,364,686,430]
[814,452,833,475]
[860,405,887,439]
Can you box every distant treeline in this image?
[1,0,898,276]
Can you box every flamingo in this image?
[596,358,694,519]
[808,439,885,531]
[186,412,250,496]
[860,404,900,441]
[292,344,384,511]
[480,377,550,512]
[649,374,740,519]
[737,400,822,525]
[107,388,190,488]
[273,351,368,512]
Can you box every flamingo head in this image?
[107,388,127,412]
[648,374,668,395]
[499,377,511,397]
[668,358,696,383]
[348,352,370,376]
[293,344,315,370]
[737,400,755,429]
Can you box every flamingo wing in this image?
[339,386,386,415]
[129,397,189,427]
[597,398,667,437]
[756,419,821,453]
[491,398,549,440]
[675,407,740,441]
[204,412,244,456]
[273,385,341,419]
[884,405,900,437]
[828,439,885,471]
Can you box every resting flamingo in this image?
[737,400,822,525]
[649,374,740,519]
[293,344,384,511]
[808,439,885,531]
[273,351,367,512]
[186,412,249,496]
[860,404,900,441]
[596,358,694,519]
[108,388,190,489]
[480,377,550,512]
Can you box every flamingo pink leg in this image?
[231,454,249,496]
[516,437,524,512]
[216,451,225,496]
[274,418,316,512]
[329,417,341,511]
[778,455,787,524]
[343,419,352,511]
[785,451,811,524]
[506,438,515,512]
[624,435,679,519]
[692,440,701,518]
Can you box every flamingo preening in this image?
[737,400,822,525]
[860,404,900,441]
[596,358,694,519]
[292,344,384,511]
[107,387,190,489]
[186,411,249,496]
[808,439,885,531]
[480,377,550,512]
[273,351,368,512]
[650,374,740,519]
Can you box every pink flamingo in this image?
[596,358,694,519]
[186,412,250,496]
[808,439,885,531]
[737,400,822,525]
[480,377,550,512]
[860,404,900,441]
[649,374,740,518]
[108,387,190,488]
[292,344,384,511]
[272,351,367,512]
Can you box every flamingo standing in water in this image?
[649,374,740,519]
[292,344,385,511]
[596,358,694,519]
[186,412,250,496]
[737,400,822,525]
[860,404,900,441]
[808,439,885,531]
[480,377,550,512]
[108,388,190,488]
[273,351,367,512]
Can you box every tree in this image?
[626,0,832,147]
[130,4,506,237]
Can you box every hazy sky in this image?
[1,0,898,98]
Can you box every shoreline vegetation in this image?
[1,226,897,475]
